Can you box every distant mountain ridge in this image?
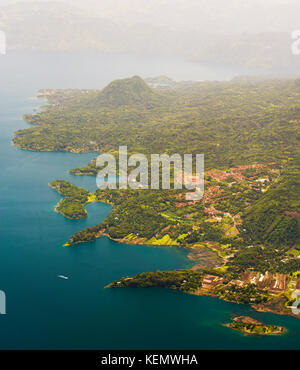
[0,1,124,52]
[1,1,300,71]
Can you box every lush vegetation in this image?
[224,316,286,335]
[107,269,203,293]
[14,77,300,170]
[242,164,300,248]
[215,283,269,304]
[66,224,104,246]
[49,180,93,219]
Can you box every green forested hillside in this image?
[49,180,94,219]
[242,163,300,248]
[107,270,203,293]
[94,75,165,108]
[13,77,300,170]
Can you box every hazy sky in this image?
[1,0,300,34]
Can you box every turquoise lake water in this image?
[0,51,300,349]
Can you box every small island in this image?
[224,316,286,336]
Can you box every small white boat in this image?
[57,275,69,280]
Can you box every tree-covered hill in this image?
[94,75,165,108]
[242,162,300,248]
